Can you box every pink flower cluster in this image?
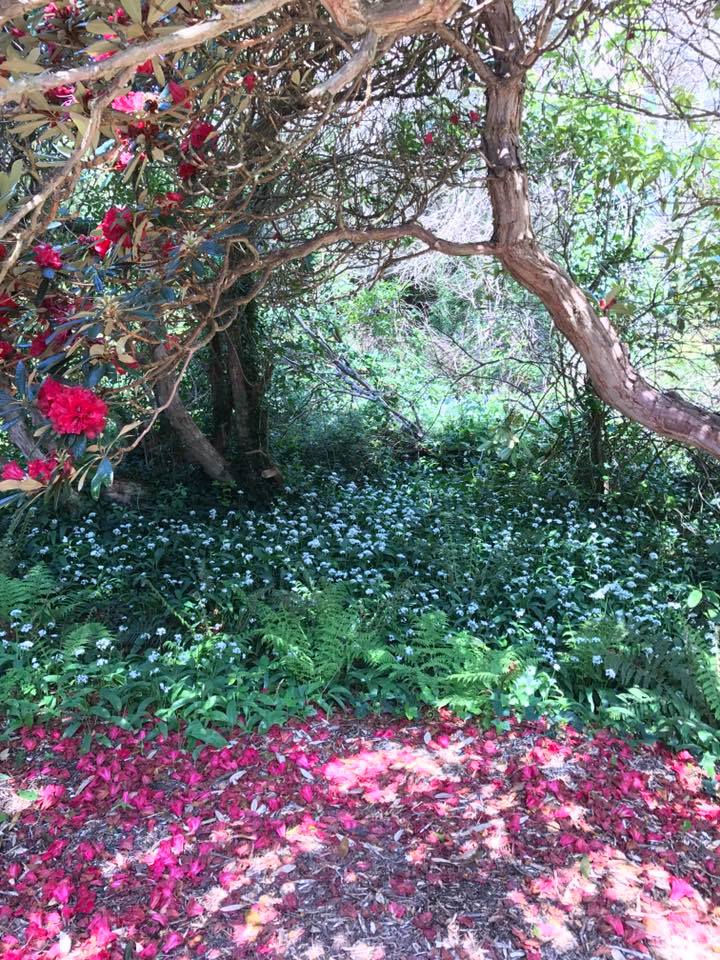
[38,378,108,439]
[1,453,71,484]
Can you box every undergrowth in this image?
[1,455,719,773]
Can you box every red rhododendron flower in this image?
[29,332,50,357]
[0,243,6,259]
[168,81,190,105]
[40,294,75,321]
[28,455,59,483]
[100,206,133,244]
[114,149,134,171]
[108,6,130,22]
[158,191,184,207]
[46,385,108,438]
[136,59,154,74]
[111,92,147,113]
[469,110,480,123]
[1,461,25,481]
[242,73,256,93]
[124,119,158,142]
[93,236,112,257]
[449,112,459,125]
[37,377,66,417]
[46,84,75,103]
[0,340,16,361]
[42,2,76,21]
[187,121,214,150]
[33,243,63,270]
[178,160,199,180]
[423,131,434,145]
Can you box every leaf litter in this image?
[0,712,719,960]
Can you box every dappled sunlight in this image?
[1,714,719,959]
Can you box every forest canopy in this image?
[0,0,719,498]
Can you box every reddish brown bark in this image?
[477,1,720,459]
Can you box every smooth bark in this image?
[477,1,720,459]
[155,372,237,484]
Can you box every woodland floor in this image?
[0,713,719,960]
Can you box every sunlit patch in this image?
[3,716,720,960]
[459,934,488,960]
[0,780,43,816]
[246,848,286,877]
[601,855,643,903]
[533,915,576,950]
[303,943,326,959]
[347,941,385,960]
[642,906,720,960]
[287,819,326,853]
[199,883,230,913]
[322,745,449,803]
[482,788,518,814]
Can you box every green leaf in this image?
[62,720,82,739]
[91,458,114,500]
[186,721,227,748]
[687,589,703,609]
[122,0,142,22]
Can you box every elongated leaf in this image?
[186,721,227,748]
[90,457,114,500]
[15,360,27,398]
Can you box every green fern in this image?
[252,586,379,686]
[0,564,60,622]
[689,637,720,725]
[561,616,720,754]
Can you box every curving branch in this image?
[0,0,48,29]
[0,0,290,106]
[0,0,465,107]
[308,29,379,97]
[468,0,720,460]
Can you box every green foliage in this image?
[2,433,719,770]
[558,615,720,770]
[0,563,59,621]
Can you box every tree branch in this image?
[0,0,289,106]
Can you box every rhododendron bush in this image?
[0,0,493,499]
[1,0,720,504]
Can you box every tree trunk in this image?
[209,335,233,455]
[582,378,608,495]
[155,372,236,484]
[224,298,280,490]
[477,1,720,460]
